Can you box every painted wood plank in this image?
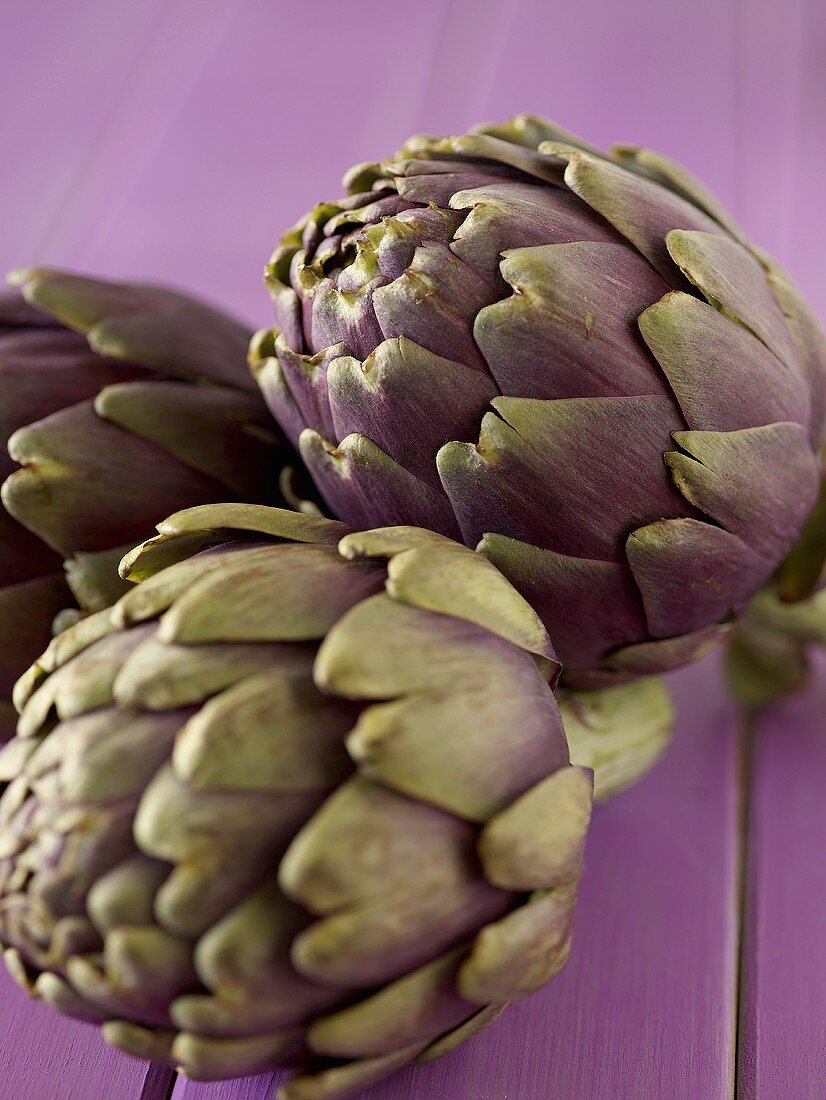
[0,0,167,272]
[777,0,826,308]
[171,656,741,1100]
[473,0,742,211]
[0,966,172,1100]
[735,1,826,1086]
[730,0,826,304]
[738,654,826,1099]
[61,0,468,322]
[0,0,250,281]
[65,0,747,323]
[31,0,249,269]
[733,0,807,264]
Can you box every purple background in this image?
[1,1,825,1097]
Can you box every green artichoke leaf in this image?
[559,678,674,800]
[340,527,556,663]
[10,266,254,392]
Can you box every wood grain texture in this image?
[0,0,167,267]
[0,966,172,1100]
[779,0,826,309]
[8,0,472,322]
[170,657,741,1100]
[473,0,742,207]
[738,654,826,1100]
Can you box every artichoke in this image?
[254,114,826,686]
[0,504,592,1099]
[727,453,826,709]
[557,676,673,800]
[0,268,298,739]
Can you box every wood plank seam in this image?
[734,718,756,1100]
[140,1063,177,1100]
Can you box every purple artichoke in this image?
[727,449,826,708]
[254,114,826,686]
[0,505,591,1098]
[0,268,299,739]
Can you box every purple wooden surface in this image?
[739,656,826,1100]
[4,0,824,304]
[0,1,165,263]
[1,1,825,1098]
[0,966,171,1100]
[172,657,740,1100]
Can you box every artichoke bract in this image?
[0,269,297,739]
[254,114,826,685]
[0,504,592,1099]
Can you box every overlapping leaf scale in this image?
[261,115,821,681]
[0,507,590,1098]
